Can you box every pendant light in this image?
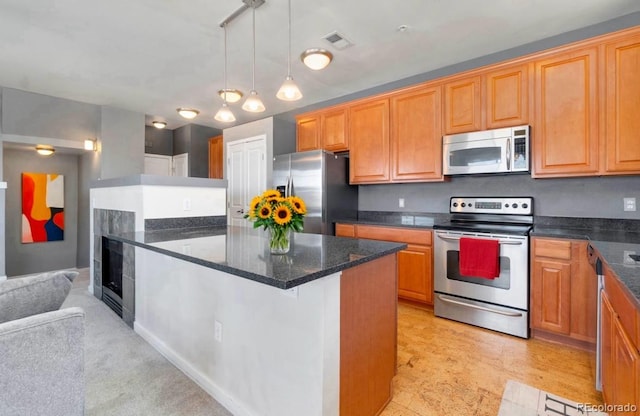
[215,23,236,123]
[276,0,302,101]
[242,6,265,113]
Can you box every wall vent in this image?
[322,31,353,50]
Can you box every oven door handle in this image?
[436,234,523,245]
[437,294,524,317]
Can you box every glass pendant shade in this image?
[276,75,303,101]
[242,90,265,112]
[215,102,236,122]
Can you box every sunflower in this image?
[262,189,281,199]
[258,204,272,220]
[273,204,292,225]
[249,196,263,218]
[288,196,307,215]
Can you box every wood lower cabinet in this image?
[390,85,443,182]
[601,267,640,415]
[532,47,599,177]
[337,224,433,304]
[349,99,390,184]
[604,33,640,174]
[530,238,597,345]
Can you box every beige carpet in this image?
[498,380,608,416]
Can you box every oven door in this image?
[434,230,528,310]
[443,136,510,175]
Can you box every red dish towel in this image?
[459,237,500,279]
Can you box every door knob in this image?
[237,209,244,214]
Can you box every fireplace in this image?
[102,236,123,317]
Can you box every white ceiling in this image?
[0,0,638,131]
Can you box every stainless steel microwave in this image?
[442,125,530,175]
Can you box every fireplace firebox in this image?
[102,236,123,317]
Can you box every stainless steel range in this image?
[433,197,533,338]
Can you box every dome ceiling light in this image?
[300,48,333,71]
[217,89,243,103]
[152,121,167,129]
[35,145,55,156]
[176,108,200,119]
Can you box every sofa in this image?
[0,270,85,416]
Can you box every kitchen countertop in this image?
[339,212,640,305]
[108,225,406,289]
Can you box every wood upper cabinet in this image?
[484,63,530,129]
[296,115,321,152]
[531,238,597,344]
[532,47,599,177]
[444,75,482,134]
[208,135,223,179]
[390,85,443,182]
[322,107,349,152]
[604,33,640,174]
[349,98,390,184]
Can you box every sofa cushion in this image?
[0,270,78,324]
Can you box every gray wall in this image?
[144,125,173,156]
[172,124,222,177]
[359,174,640,220]
[3,149,79,276]
[99,106,144,179]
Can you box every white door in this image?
[173,153,189,177]
[227,135,267,226]
[144,154,172,175]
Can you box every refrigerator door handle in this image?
[288,175,293,197]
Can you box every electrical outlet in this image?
[214,320,222,342]
[182,244,191,255]
[399,198,405,208]
[183,198,192,211]
[624,251,637,265]
[624,197,636,212]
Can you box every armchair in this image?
[0,270,85,416]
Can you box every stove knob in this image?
[453,202,458,207]
[461,203,466,207]
[468,203,473,207]
[522,203,529,209]
[504,203,510,208]
[512,203,519,209]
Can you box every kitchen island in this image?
[109,226,405,416]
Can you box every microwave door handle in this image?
[506,138,511,170]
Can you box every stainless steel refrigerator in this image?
[272,150,358,235]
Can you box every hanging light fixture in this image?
[215,23,236,123]
[276,0,302,101]
[242,5,265,113]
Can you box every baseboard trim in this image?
[134,322,255,416]
[0,275,6,281]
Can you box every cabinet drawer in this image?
[335,223,356,238]
[356,225,432,246]
[533,238,572,260]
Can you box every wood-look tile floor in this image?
[381,302,603,416]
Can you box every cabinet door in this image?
[208,135,223,179]
[335,223,355,238]
[605,34,640,173]
[601,292,615,404]
[296,115,321,152]
[322,108,349,152]
[531,259,572,334]
[349,99,390,183]
[533,47,599,177]
[612,318,639,415]
[444,76,482,134]
[390,85,443,182]
[485,64,530,129]
[397,244,433,304]
[570,242,597,343]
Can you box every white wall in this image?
[134,248,340,416]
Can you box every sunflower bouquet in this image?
[244,189,306,253]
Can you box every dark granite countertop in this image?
[108,226,406,290]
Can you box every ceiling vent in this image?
[322,31,353,50]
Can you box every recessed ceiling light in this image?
[35,145,55,156]
[152,121,167,129]
[176,108,200,119]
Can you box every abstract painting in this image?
[21,172,64,243]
